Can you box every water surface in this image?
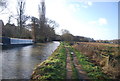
[1,41,60,79]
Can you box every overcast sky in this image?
[0,0,119,40]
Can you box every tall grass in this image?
[73,42,120,79]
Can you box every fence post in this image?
[105,56,109,67]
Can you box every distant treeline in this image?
[2,23,32,39]
[55,34,95,42]
[2,19,56,43]
[1,22,95,43]
[96,39,120,44]
[1,18,96,43]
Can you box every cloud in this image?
[68,4,77,13]
[86,1,93,6]
[88,18,107,25]
[82,5,88,8]
[81,1,93,8]
[98,18,107,25]
[89,21,97,25]
[66,3,81,14]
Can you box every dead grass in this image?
[73,42,120,79]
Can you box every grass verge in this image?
[31,42,66,80]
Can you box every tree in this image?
[16,0,30,38]
[0,20,4,37]
[45,18,59,41]
[61,33,74,41]
[0,0,7,12]
[44,24,56,41]
[8,15,12,24]
[46,18,59,29]
[61,29,70,35]
[17,0,25,33]
[38,0,46,42]
[3,23,32,38]
[31,17,40,42]
[61,29,74,41]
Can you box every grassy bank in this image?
[31,42,66,79]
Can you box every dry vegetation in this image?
[73,42,120,79]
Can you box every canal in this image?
[1,41,60,79]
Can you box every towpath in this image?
[65,45,90,80]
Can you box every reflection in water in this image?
[2,41,60,79]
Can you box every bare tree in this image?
[38,0,46,42]
[16,0,30,38]
[17,0,25,32]
[0,0,7,12]
[46,18,59,29]
[61,29,70,35]
[8,15,12,24]
[0,20,4,37]
[31,17,40,42]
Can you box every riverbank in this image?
[31,42,67,79]
[31,42,111,80]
